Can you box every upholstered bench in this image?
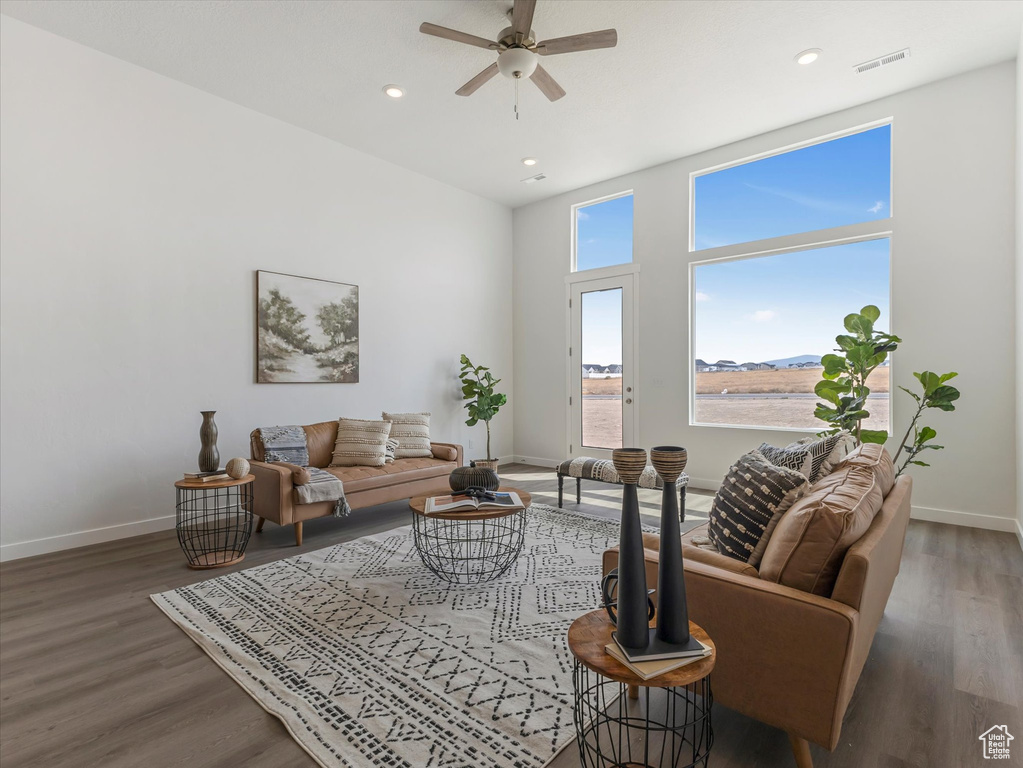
[556,457,690,522]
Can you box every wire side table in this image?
[408,488,531,585]
[568,610,715,768]
[174,474,255,569]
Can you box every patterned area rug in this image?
[152,504,639,768]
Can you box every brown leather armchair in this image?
[603,475,912,767]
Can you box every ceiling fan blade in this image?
[536,29,618,56]
[419,22,500,51]
[511,0,537,40]
[456,63,500,97]
[530,64,566,102]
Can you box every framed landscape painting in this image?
[256,270,359,383]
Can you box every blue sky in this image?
[578,125,891,366]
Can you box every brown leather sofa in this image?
[249,420,463,545]
[604,462,912,768]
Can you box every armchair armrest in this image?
[249,460,296,525]
[430,442,463,466]
[681,559,859,750]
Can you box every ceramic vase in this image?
[449,464,500,492]
[198,411,219,472]
[650,446,691,645]
[611,447,650,652]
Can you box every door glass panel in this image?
[581,288,623,449]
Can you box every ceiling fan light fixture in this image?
[521,157,538,166]
[795,49,822,66]
[498,47,538,79]
[382,84,405,98]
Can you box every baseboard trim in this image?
[910,505,1019,533]
[1015,519,1023,552]
[0,514,176,562]
[511,455,560,469]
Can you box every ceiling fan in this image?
[419,0,617,107]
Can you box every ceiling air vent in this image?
[854,48,910,74]
[521,173,547,184]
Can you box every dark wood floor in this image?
[1,463,1020,768]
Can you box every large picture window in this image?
[690,122,893,431]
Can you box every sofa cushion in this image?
[385,438,399,463]
[330,418,392,468]
[708,450,809,565]
[837,443,895,496]
[305,420,341,469]
[323,457,453,494]
[791,432,856,483]
[382,412,433,458]
[683,524,760,577]
[759,462,885,596]
[757,442,813,479]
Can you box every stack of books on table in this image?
[605,635,713,680]
[182,469,229,483]
[424,491,523,515]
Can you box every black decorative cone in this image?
[611,448,650,652]
[655,475,690,645]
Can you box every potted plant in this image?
[459,354,507,472]
[814,305,960,477]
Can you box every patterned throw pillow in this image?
[708,450,810,565]
[384,438,399,463]
[758,442,813,479]
[381,412,432,458]
[330,419,392,468]
[791,432,856,482]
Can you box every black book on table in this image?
[612,628,707,662]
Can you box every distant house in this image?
[695,359,713,372]
[712,359,740,371]
[605,364,623,376]
[739,362,776,371]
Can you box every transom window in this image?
[573,192,634,272]
[690,122,893,431]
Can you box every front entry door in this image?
[569,274,635,457]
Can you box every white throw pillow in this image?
[330,419,392,468]
[382,412,432,458]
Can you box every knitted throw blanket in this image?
[259,425,350,518]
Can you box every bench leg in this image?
[788,733,813,768]
[255,516,265,533]
[558,475,564,508]
[294,521,303,547]
[679,486,686,524]
[576,478,582,504]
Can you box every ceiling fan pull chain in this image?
[514,77,520,121]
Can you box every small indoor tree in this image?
[814,305,960,477]
[458,354,507,462]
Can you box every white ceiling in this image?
[2,0,1021,207]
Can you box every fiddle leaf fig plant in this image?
[891,371,960,477]
[814,306,962,478]
[813,305,900,445]
[459,354,507,461]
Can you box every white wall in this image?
[0,18,513,560]
[1016,30,1023,548]
[514,62,1017,532]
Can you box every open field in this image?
[696,366,889,394]
[581,367,889,396]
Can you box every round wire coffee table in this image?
[568,610,715,768]
[409,487,530,585]
[174,474,255,569]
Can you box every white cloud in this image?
[868,200,884,214]
[695,291,711,302]
[748,309,777,323]
[584,238,598,245]
[576,209,590,221]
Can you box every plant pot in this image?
[471,459,499,473]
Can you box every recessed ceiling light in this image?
[521,157,538,166]
[795,49,822,66]
[382,85,404,98]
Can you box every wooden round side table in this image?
[174,474,255,569]
[568,610,715,768]
[408,487,531,584]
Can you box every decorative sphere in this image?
[226,457,250,479]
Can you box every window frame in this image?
[688,118,894,254]
[687,119,895,433]
[571,189,635,273]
